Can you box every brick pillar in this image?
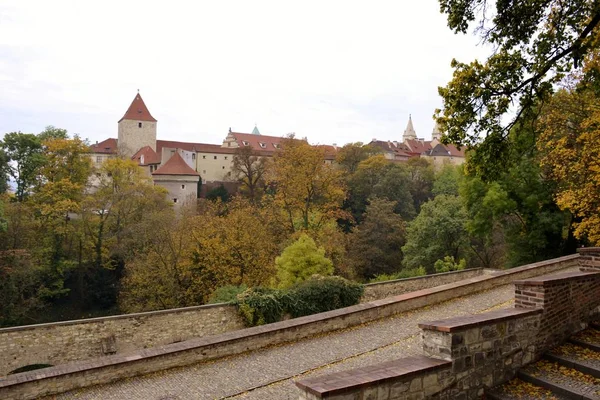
[577,247,600,271]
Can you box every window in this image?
[173,198,178,203]
[259,142,266,149]
[242,141,249,146]
[171,150,175,155]
[181,184,186,189]
[203,155,206,159]
[138,122,142,128]
[214,155,217,159]
[222,166,225,169]
[203,170,206,174]
[192,153,196,160]
[224,156,228,160]
[96,156,101,163]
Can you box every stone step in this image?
[518,359,600,399]
[485,377,572,400]
[546,342,600,379]
[570,327,600,352]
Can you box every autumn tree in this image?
[231,145,268,202]
[119,198,280,311]
[268,136,345,232]
[346,198,406,281]
[538,80,600,244]
[436,0,600,179]
[276,233,334,289]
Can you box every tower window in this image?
[181,184,186,189]
[192,153,196,160]
[203,155,206,159]
[214,156,217,159]
[224,156,228,160]
[173,198,178,203]
[138,122,142,128]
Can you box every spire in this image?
[118,92,157,123]
[403,114,417,140]
[251,124,261,135]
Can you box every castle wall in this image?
[195,151,235,182]
[118,120,156,157]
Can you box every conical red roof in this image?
[118,93,157,123]
[152,152,199,176]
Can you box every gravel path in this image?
[52,284,516,400]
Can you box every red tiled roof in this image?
[119,93,157,123]
[231,132,283,151]
[156,140,239,155]
[131,146,161,165]
[404,139,433,155]
[90,138,117,154]
[152,152,199,176]
[445,143,466,157]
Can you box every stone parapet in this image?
[577,247,600,271]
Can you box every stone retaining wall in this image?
[0,268,483,376]
[361,268,483,302]
[577,246,600,270]
[295,264,600,400]
[0,254,580,400]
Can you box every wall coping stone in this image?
[577,247,600,254]
[0,302,233,334]
[363,268,483,287]
[514,270,600,286]
[0,253,579,391]
[295,356,451,397]
[418,308,542,332]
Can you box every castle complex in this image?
[90,93,465,206]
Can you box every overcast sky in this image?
[0,1,491,146]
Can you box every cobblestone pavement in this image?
[54,285,518,400]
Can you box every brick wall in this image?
[514,270,600,353]
[577,247,600,270]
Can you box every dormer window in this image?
[273,143,280,149]
[242,141,250,146]
[259,142,266,149]
[138,122,142,128]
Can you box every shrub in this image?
[208,284,248,304]
[369,267,427,283]
[287,275,364,318]
[434,256,467,273]
[276,234,334,289]
[235,276,364,326]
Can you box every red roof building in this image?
[152,152,199,176]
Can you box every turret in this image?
[117,92,157,157]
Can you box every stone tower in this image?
[118,92,157,157]
[432,121,442,141]
[403,114,417,141]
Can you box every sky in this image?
[0,1,492,147]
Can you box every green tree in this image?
[436,0,600,179]
[432,164,463,197]
[335,142,380,175]
[1,132,44,201]
[346,198,407,281]
[0,149,10,194]
[406,158,434,212]
[38,126,68,142]
[276,233,334,288]
[402,195,469,273]
[206,184,230,202]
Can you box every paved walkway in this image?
[52,283,518,400]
